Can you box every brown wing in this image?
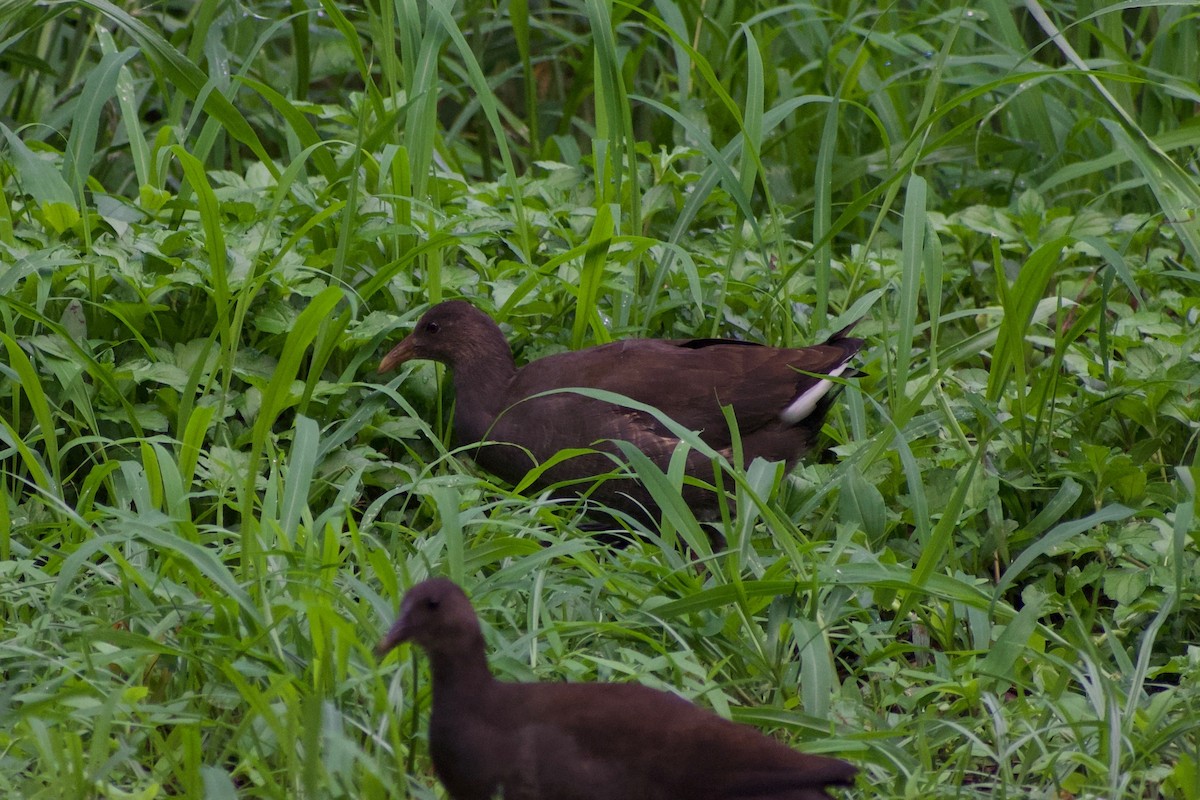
[504,336,861,449]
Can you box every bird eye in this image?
[425,321,440,334]
[424,597,440,610]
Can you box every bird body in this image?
[377,578,857,800]
[380,301,862,521]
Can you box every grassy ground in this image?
[2,0,1199,798]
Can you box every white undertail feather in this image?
[779,363,849,424]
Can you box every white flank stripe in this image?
[780,363,848,424]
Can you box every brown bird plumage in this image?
[380,301,862,523]
[377,578,857,800]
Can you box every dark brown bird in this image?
[377,578,857,800]
[380,300,862,523]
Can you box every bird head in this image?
[375,577,483,659]
[379,300,501,372]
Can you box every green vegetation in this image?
[2,0,1198,797]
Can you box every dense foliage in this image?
[2,1,1198,798]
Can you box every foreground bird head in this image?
[375,577,483,659]
[379,300,508,372]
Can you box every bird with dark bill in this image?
[376,577,858,800]
[379,300,862,523]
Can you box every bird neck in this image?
[428,640,494,703]
[449,341,518,441]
